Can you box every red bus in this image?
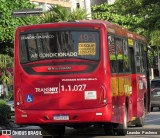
[14,20,150,136]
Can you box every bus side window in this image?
[20,34,39,63]
[135,42,144,73]
[20,37,29,63]
[108,35,117,73]
[36,32,51,55]
[28,36,38,61]
[123,39,130,72]
[115,37,124,73]
[141,43,146,73]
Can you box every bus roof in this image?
[16,19,147,43]
[79,20,146,43]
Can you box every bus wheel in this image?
[115,107,128,135]
[151,107,154,112]
[103,123,114,135]
[134,116,144,127]
[41,125,65,138]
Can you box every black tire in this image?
[41,125,65,138]
[104,123,115,135]
[115,107,128,135]
[134,116,144,127]
[151,107,154,112]
[41,129,53,138]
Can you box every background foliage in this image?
[0,100,11,124]
[0,54,13,85]
[39,5,88,23]
[0,0,38,56]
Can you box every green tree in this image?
[0,62,12,85]
[39,5,70,23]
[70,8,88,20]
[92,3,143,30]
[113,0,160,40]
[0,54,13,98]
[0,0,38,56]
[39,5,88,23]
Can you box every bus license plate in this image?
[53,115,69,120]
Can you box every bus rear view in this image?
[14,22,112,136]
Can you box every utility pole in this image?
[84,0,92,19]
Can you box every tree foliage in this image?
[39,5,88,23]
[0,54,13,85]
[70,8,88,21]
[0,0,38,56]
[39,5,71,23]
[113,0,160,39]
[0,100,11,124]
[91,2,145,41]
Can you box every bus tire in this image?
[103,123,115,135]
[41,125,65,138]
[151,107,154,112]
[134,116,144,127]
[115,106,128,135]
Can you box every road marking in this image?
[145,118,160,123]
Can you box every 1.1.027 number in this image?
[61,84,86,92]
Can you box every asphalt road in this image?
[2,107,160,138]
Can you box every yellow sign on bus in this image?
[128,39,133,46]
[78,43,96,55]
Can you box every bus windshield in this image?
[20,30,100,63]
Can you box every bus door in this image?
[141,43,150,113]
[146,46,151,113]
[129,45,137,117]
[135,42,148,117]
[129,41,147,117]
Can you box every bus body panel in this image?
[132,74,147,117]
[111,73,133,122]
[16,74,106,110]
